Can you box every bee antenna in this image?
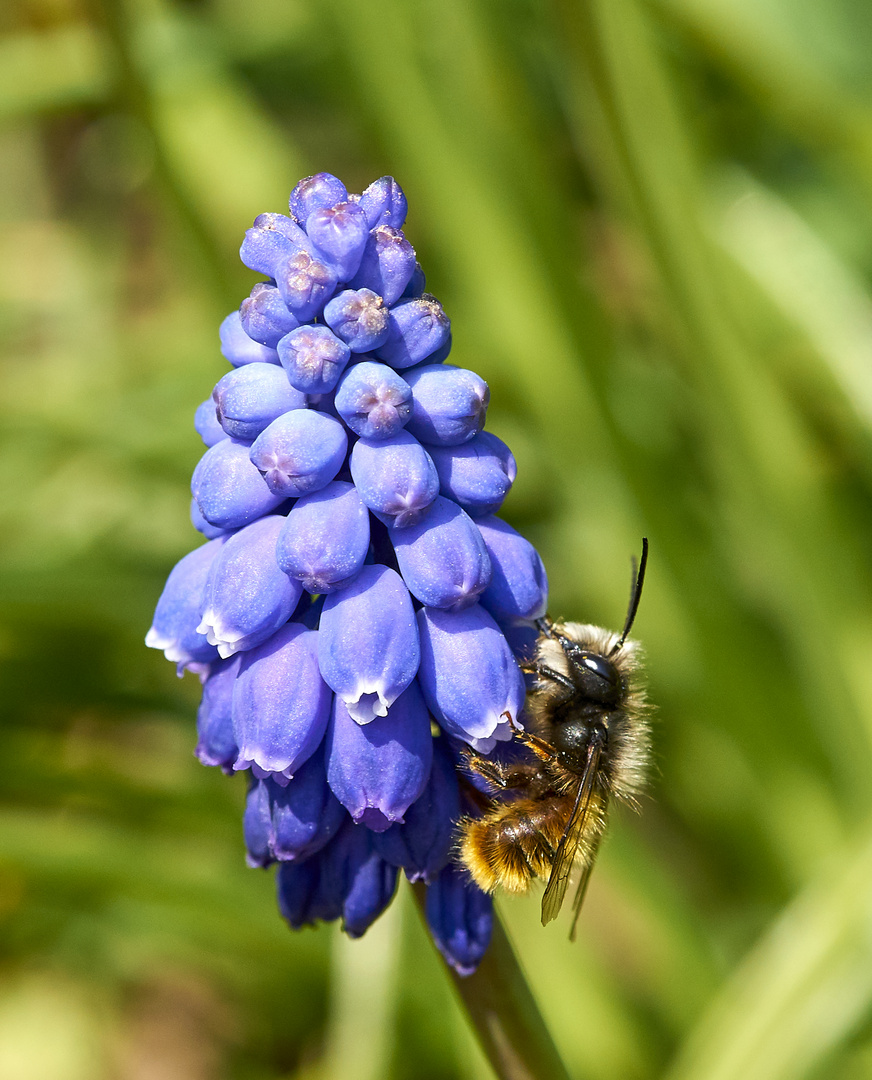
[611,537,648,655]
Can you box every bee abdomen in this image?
[459,799,572,895]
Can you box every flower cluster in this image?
[146,173,548,975]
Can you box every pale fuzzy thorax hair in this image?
[528,621,651,805]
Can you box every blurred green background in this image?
[3,0,872,1077]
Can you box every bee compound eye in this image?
[579,652,618,684]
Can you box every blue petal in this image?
[349,430,438,528]
[145,539,225,671]
[232,621,332,780]
[275,481,369,594]
[306,202,370,281]
[375,296,451,369]
[334,361,412,441]
[249,409,347,498]
[239,282,301,347]
[325,682,433,831]
[391,496,492,611]
[192,438,285,531]
[416,604,526,747]
[318,564,420,723]
[213,362,306,441]
[219,310,280,367]
[427,431,516,517]
[404,365,489,447]
[195,654,241,770]
[426,863,493,977]
[348,226,417,305]
[358,176,408,229]
[477,516,548,620]
[289,173,348,224]
[276,324,351,396]
[198,515,302,658]
[324,289,390,353]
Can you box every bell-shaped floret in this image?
[276,820,399,937]
[325,682,433,832]
[192,438,285,530]
[274,249,339,323]
[240,212,309,277]
[277,324,351,396]
[404,365,489,446]
[306,202,370,281]
[334,361,412,441]
[244,745,345,867]
[198,515,302,658]
[476,516,548,620]
[249,409,347,498]
[212,362,306,442]
[145,538,224,671]
[358,176,408,230]
[190,498,227,540]
[324,288,390,353]
[195,654,241,770]
[318,564,420,724]
[239,282,300,348]
[425,862,493,977]
[219,311,280,367]
[349,430,438,528]
[427,431,516,518]
[289,172,348,224]
[374,736,460,883]
[232,621,331,781]
[375,296,450,369]
[348,226,416,305]
[416,604,525,750]
[392,496,491,611]
[194,399,226,448]
[275,481,369,594]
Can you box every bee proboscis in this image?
[459,540,650,937]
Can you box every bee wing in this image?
[568,796,608,942]
[540,739,604,927]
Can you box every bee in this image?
[459,539,650,937]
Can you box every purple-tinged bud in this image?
[325,683,433,831]
[348,226,416,305]
[274,250,338,323]
[375,296,451,369]
[416,604,526,750]
[318,564,420,724]
[324,289,390,353]
[374,736,460,882]
[402,262,426,299]
[190,498,227,540]
[277,858,332,927]
[244,746,345,867]
[289,172,348,225]
[195,654,241,770]
[349,430,438,528]
[426,863,493,977]
[392,496,492,611]
[199,515,302,659]
[145,539,224,672]
[212,362,306,442]
[232,621,331,781]
[192,438,285,531]
[275,481,369,594]
[404,365,489,446]
[219,311,280,367]
[277,324,351,396]
[358,176,408,229]
[427,432,516,517]
[249,409,347,499]
[194,399,226,448]
[243,775,274,868]
[239,283,301,348]
[240,213,309,276]
[334,361,412,440]
[476,516,548,620]
[276,821,398,937]
[306,202,369,281]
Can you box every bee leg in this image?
[463,752,543,790]
[512,729,559,763]
[535,616,555,638]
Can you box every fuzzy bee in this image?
[459,540,650,937]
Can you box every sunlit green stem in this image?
[411,884,572,1080]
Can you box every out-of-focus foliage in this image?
[2,0,872,1077]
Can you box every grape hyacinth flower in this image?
[146,172,550,979]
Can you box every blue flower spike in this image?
[147,172,549,975]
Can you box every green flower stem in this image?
[412,883,573,1080]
